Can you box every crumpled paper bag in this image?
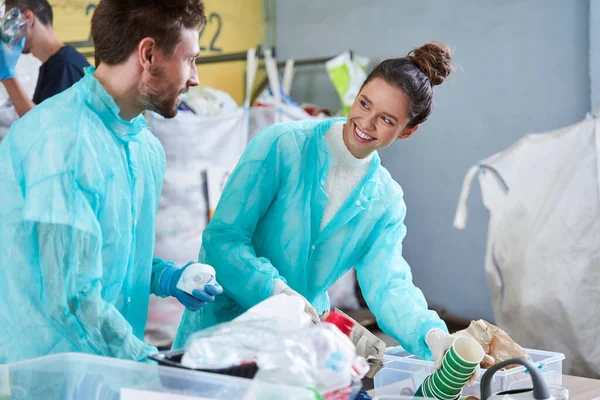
[454,319,531,369]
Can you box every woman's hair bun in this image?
[408,41,453,86]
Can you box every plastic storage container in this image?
[373,397,435,400]
[1,352,319,400]
[374,347,565,398]
[151,350,363,400]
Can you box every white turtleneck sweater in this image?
[320,123,373,231]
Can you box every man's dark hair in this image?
[5,0,53,26]
[91,0,206,66]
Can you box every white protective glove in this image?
[271,279,320,324]
[426,329,494,387]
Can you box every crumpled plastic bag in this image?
[181,296,369,396]
[254,320,368,394]
[181,295,313,369]
[234,293,315,331]
[454,320,531,369]
[180,86,238,116]
[0,53,41,141]
[181,318,282,370]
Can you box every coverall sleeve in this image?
[150,257,176,297]
[25,173,156,361]
[355,202,448,360]
[200,127,285,309]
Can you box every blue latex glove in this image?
[0,37,24,81]
[159,261,223,311]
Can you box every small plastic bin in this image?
[374,347,565,398]
[373,397,435,400]
[150,349,362,400]
[1,352,318,399]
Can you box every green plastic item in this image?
[326,52,369,116]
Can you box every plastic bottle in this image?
[176,263,216,296]
[0,1,28,48]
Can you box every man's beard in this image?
[139,65,180,119]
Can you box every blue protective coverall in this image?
[0,67,174,363]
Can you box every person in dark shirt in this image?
[0,0,90,117]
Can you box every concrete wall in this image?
[275,0,590,321]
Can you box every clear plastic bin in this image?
[374,347,565,398]
[373,396,435,400]
[1,352,322,399]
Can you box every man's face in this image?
[139,27,200,118]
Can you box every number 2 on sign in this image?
[199,13,222,52]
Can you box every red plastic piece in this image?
[325,311,354,337]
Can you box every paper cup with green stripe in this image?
[414,376,458,400]
[439,361,472,384]
[414,376,435,398]
[426,336,483,399]
[437,362,470,387]
[414,378,426,397]
[426,376,461,400]
[415,336,483,399]
[414,376,434,398]
[432,371,464,394]
[442,336,484,375]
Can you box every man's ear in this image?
[22,10,35,29]
[138,37,156,72]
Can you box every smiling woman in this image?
[173,41,475,376]
[342,41,454,159]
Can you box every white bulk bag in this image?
[453,115,600,377]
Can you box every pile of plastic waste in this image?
[181,295,370,399]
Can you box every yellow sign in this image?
[50,0,266,104]
[195,0,266,103]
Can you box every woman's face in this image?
[343,77,419,159]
